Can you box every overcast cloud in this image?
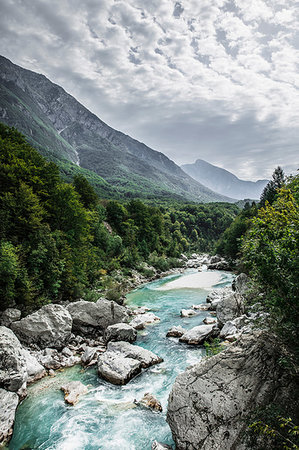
[0,0,298,180]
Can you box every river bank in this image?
[0,255,233,448]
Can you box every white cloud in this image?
[0,0,298,179]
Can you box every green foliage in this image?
[204,338,224,357]
[260,166,285,207]
[247,405,299,449]
[241,176,299,344]
[215,202,257,259]
[0,124,240,312]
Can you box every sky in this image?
[0,0,298,181]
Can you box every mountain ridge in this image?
[0,55,234,203]
[182,158,268,200]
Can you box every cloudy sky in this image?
[0,0,298,180]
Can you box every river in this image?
[9,269,233,450]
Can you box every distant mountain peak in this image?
[181,159,268,200]
[0,55,234,203]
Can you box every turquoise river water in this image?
[9,269,233,450]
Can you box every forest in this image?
[0,124,239,312]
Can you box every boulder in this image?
[130,312,160,330]
[0,308,21,328]
[180,309,196,318]
[206,287,232,304]
[136,392,163,412]
[21,349,46,383]
[104,323,137,344]
[207,260,231,270]
[11,304,72,349]
[203,317,216,325]
[216,292,245,328]
[61,381,88,405]
[232,273,250,296]
[0,326,27,394]
[98,352,141,385]
[167,332,298,450]
[81,346,97,366]
[0,389,19,444]
[152,442,172,450]
[107,341,163,368]
[179,325,219,345]
[166,326,186,338]
[192,304,210,311]
[98,341,163,385]
[67,299,128,336]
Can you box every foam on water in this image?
[9,269,234,450]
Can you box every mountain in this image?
[0,55,234,203]
[181,159,268,200]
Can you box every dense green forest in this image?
[0,124,239,312]
[216,168,299,345]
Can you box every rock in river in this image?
[179,324,219,345]
[167,331,298,450]
[166,326,186,338]
[61,381,88,405]
[104,323,137,344]
[180,309,196,318]
[0,326,27,394]
[21,349,46,383]
[130,312,160,330]
[67,299,128,336]
[11,304,72,349]
[0,388,19,444]
[136,392,163,412]
[98,341,163,385]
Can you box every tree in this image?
[260,166,285,207]
[73,174,98,209]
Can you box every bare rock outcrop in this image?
[104,323,137,344]
[167,331,297,450]
[11,304,72,349]
[98,341,163,385]
[179,324,219,345]
[0,389,19,444]
[67,299,128,336]
[0,326,27,394]
[216,292,245,328]
[0,308,21,328]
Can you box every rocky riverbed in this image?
[2,253,283,449]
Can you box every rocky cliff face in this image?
[0,55,233,203]
[182,159,268,200]
[167,330,297,450]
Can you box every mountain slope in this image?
[181,159,268,200]
[0,55,234,203]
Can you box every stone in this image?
[207,260,231,270]
[232,272,250,296]
[67,299,128,336]
[132,306,151,315]
[167,332,298,450]
[11,304,72,349]
[136,393,163,412]
[98,352,141,385]
[209,255,222,264]
[61,347,73,357]
[107,341,163,368]
[130,312,160,330]
[180,309,196,318]
[166,326,186,338]
[219,321,238,339]
[0,308,21,328]
[192,304,210,311]
[61,381,88,405]
[104,323,137,344]
[152,441,172,450]
[21,349,46,383]
[98,341,163,385]
[179,324,219,345]
[203,317,216,325]
[0,388,19,444]
[216,292,245,328]
[81,346,97,366]
[0,326,27,394]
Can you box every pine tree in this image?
[260,166,285,207]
